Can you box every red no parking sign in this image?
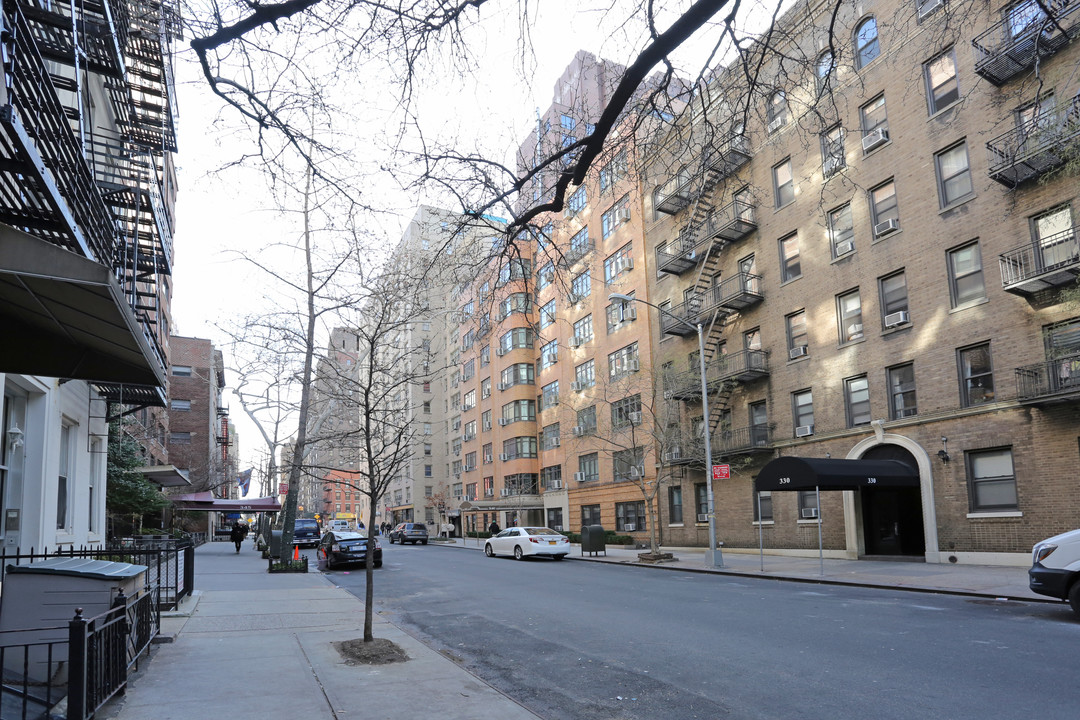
[712,464,730,480]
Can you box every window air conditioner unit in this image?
[884,310,910,328]
[917,0,942,20]
[767,115,784,134]
[696,513,709,523]
[499,418,510,426]
[564,206,575,218]
[547,438,560,449]
[572,425,585,436]
[464,465,475,472]
[618,257,634,272]
[499,453,509,461]
[623,524,636,532]
[551,480,563,489]
[630,466,644,478]
[664,448,682,462]
[861,127,889,153]
[628,411,642,423]
[501,488,510,496]
[835,240,854,257]
[801,507,819,519]
[569,336,582,348]
[627,359,640,372]
[624,306,637,320]
[496,346,508,356]
[571,381,584,392]
[484,454,492,463]
[573,471,586,482]
[789,345,808,359]
[618,206,631,222]
[497,382,508,391]
[483,421,492,431]
[874,218,900,237]
[795,425,814,438]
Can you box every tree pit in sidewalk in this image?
[334,638,409,666]
[637,552,675,563]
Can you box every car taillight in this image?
[374,540,381,549]
[530,537,541,543]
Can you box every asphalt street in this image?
[324,542,1078,720]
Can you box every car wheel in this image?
[374,560,383,568]
[1069,581,1080,618]
[484,544,495,557]
[421,539,428,545]
[513,545,524,560]
[553,554,565,561]
[388,536,394,544]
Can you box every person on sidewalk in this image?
[488,520,500,536]
[230,521,246,553]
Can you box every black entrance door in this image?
[860,445,924,556]
[861,486,925,555]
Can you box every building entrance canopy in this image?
[171,491,282,513]
[755,457,919,493]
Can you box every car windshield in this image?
[296,520,318,529]
[525,528,560,536]
[335,533,364,541]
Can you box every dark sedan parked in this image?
[388,522,429,545]
[317,530,382,570]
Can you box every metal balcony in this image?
[1016,354,1080,404]
[660,299,699,336]
[714,272,764,312]
[972,0,1080,86]
[561,238,594,267]
[999,228,1080,294]
[713,424,774,455]
[656,239,697,275]
[702,199,757,244]
[987,103,1080,187]
[704,135,752,182]
[655,175,694,215]
[714,349,770,383]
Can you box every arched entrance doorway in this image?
[859,445,924,556]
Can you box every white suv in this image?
[1029,528,1080,618]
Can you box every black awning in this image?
[755,457,919,492]
[0,224,166,388]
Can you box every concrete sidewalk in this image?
[101,541,543,720]
[435,535,1047,602]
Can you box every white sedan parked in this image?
[485,527,570,560]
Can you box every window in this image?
[541,423,560,449]
[786,311,808,356]
[582,504,601,526]
[606,295,636,332]
[462,390,476,411]
[170,399,190,411]
[424,443,432,456]
[935,142,973,207]
[870,180,899,231]
[821,126,845,176]
[578,454,599,483]
[828,204,854,257]
[959,343,995,406]
[948,242,986,307]
[615,501,646,531]
[541,465,563,490]
[860,95,888,141]
[695,483,709,519]
[925,48,959,114]
[845,375,872,427]
[601,195,630,238]
[613,447,645,483]
[967,448,1017,511]
[877,272,909,325]
[567,185,587,213]
[537,262,554,291]
[854,17,880,68]
[484,477,494,497]
[599,151,627,194]
[611,394,642,429]
[501,399,536,423]
[669,487,684,524]
[465,420,478,439]
[798,491,819,519]
[503,436,538,460]
[482,410,492,432]
[744,328,762,351]
[607,343,640,379]
[816,51,833,94]
[573,315,594,343]
[481,377,491,399]
[501,363,535,388]
[568,227,591,262]
[767,91,788,132]
[1032,205,1076,269]
[481,346,490,366]
[540,340,558,368]
[576,405,597,434]
[779,233,801,281]
[483,443,493,463]
[172,365,192,377]
[423,423,432,435]
[57,421,74,530]
[604,243,634,283]
[499,327,533,354]
[541,381,560,410]
[837,289,864,343]
[793,389,814,433]
[170,431,191,444]
[571,271,591,301]
[500,292,531,319]
[754,490,773,522]
[917,0,942,19]
[574,359,595,389]
[424,465,433,477]
[773,159,794,207]
[888,363,918,419]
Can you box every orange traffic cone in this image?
[293,544,299,561]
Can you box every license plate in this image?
[549,540,556,545]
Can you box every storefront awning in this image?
[0,224,166,388]
[171,491,282,513]
[137,465,191,488]
[755,457,919,492]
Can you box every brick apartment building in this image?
[167,337,230,500]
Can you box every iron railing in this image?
[972,0,1080,85]
[986,98,1080,186]
[1015,354,1080,401]
[999,228,1080,290]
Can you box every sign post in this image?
[712,464,730,481]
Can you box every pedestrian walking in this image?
[230,521,246,553]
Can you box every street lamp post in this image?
[609,294,723,568]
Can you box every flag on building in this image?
[237,469,252,496]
